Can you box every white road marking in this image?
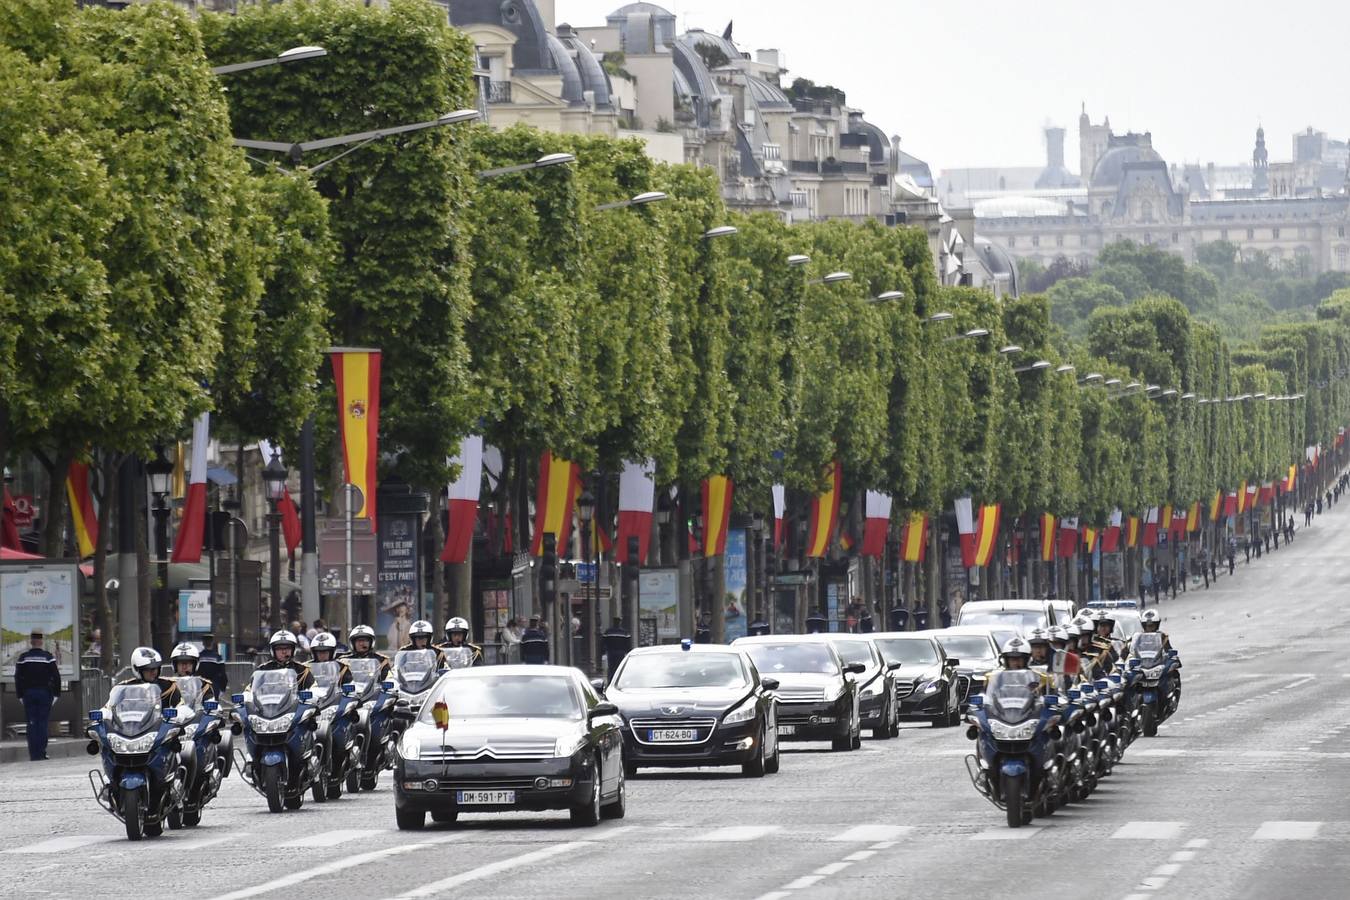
[1185,838,1210,849]
[279,828,386,848]
[1252,821,1323,841]
[160,835,234,852]
[1110,821,1186,840]
[814,862,851,876]
[699,825,781,842]
[207,835,460,900]
[783,875,824,890]
[3,834,116,854]
[971,826,1043,840]
[1134,748,1187,757]
[828,825,913,842]
[1170,850,1197,862]
[754,893,792,900]
[843,850,877,862]
[1153,863,1182,876]
[385,842,587,899]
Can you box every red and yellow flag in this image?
[331,349,382,524]
[66,462,99,558]
[1186,501,1201,533]
[900,512,927,562]
[1284,465,1297,493]
[701,475,733,557]
[1210,490,1222,521]
[1159,504,1173,533]
[1082,526,1098,554]
[1236,480,1248,514]
[1039,513,1056,562]
[838,531,855,553]
[806,460,842,558]
[1126,515,1141,548]
[531,451,580,555]
[973,504,1000,567]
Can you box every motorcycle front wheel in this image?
[1142,706,1158,737]
[1003,772,1025,828]
[263,767,284,814]
[122,787,144,841]
[347,769,361,794]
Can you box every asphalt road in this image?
[2,501,1347,900]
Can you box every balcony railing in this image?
[486,81,512,104]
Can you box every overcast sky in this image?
[556,0,1347,174]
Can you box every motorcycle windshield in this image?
[984,670,1041,724]
[393,650,439,692]
[249,670,299,718]
[175,676,205,713]
[309,662,342,707]
[108,684,163,737]
[443,646,476,670]
[1131,633,1166,666]
[346,658,381,696]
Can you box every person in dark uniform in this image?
[747,618,771,637]
[602,617,632,674]
[255,630,315,690]
[170,643,217,703]
[805,608,828,634]
[520,617,549,664]
[309,633,354,684]
[436,617,483,668]
[338,624,391,680]
[196,634,228,695]
[888,607,910,632]
[15,630,60,761]
[115,647,183,709]
[397,620,448,668]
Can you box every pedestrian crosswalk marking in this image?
[699,825,781,842]
[3,834,115,854]
[971,826,1044,840]
[1110,821,1186,840]
[1134,748,1187,757]
[279,828,386,848]
[829,825,913,842]
[1252,821,1322,840]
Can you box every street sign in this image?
[575,562,597,583]
[772,572,813,586]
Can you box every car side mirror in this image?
[945,658,960,668]
[589,677,607,694]
[886,661,902,671]
[761,677,780,691]
[843,662,866,676]
[589,701,619,721]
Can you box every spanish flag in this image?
[1284,464,1297,493]
[531,451,580,556]
[1082,525,1098,554]
[702,475,733,557]
[65,461,99,558]
[1210,490,1222,522]
[1186,501,1201,533]
[1236,480,1248,514]
[806,460,841,558]
[331,349,382,524]
[1126,515,1141,548]
[838,531,855,553]
[587,519,613,556]
[900,512,927,562]
[1040,513,1056,562]
[1160,504,1173,533]
[973,504,1000,567]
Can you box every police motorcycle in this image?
[1061,686,1101,798]
[167,675,230,828]
[344,656,396,792]
[233,669,321,813]
[964,670,1063,828]
[387,648,443,739]
[1130,632,1181,736]
[308,660,363,802]
[86,684,189,841]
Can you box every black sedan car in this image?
[605,644,781,777]
[870,632,961,726]
[813,635,901,739]
[730,635,863,752]
[393,665,625,829]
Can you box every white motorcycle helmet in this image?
[444,617,471,641]
[311,632,339,661]
[999,636,1032,667]
[1140,609,1162,630]
[268,629,298,661]
[130,646,163,678]
[349,624,375,647]
[408,620,435,647]
[170,642,199,674]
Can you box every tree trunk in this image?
[42,451,72,557]
[136,487,152,648]
[428,488,447,623]
[95,452,119,673]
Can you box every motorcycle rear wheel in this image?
[123,788,144,841]
[312,778,328,804]
[1003,773,1026,828]
[183,806,201,827]
[263,767,284,814]
[328,779,343,800]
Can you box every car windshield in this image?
[393,650,440,692]
[420,674,582,721]
[739,643,838,675]
[1131,632,1166,663]
[249,669,299,718]
[175,676,205,712]
[936,636,996,665]
[874,638,939,666]
[984,670,1041,725]
[108,684,163,736]
[829,640,875,668]
[309,661,342,707]
[614,653,748,690]
[959,610,1045,630]
[345,658,381,695]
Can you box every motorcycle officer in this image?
[309,632,354,683]
[436,617,483,668]
[398,620,448,668]
[116,648,183,709]
[1138,608,1174,652]
[170,643,217,703]
[256,630,315,691]
[339,624,391,680]
[1091,609,1123,662]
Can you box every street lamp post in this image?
[576,486,596,673]
[262,450,289,638]
[235,108,480,173]
[210,45,328,76]
[146,446,174,653]
[477,152,576,180]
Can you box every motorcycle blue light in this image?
[1067,690,1081,700]
[232,693,246,704]
[88,710,103,722]
[681,638,693,651]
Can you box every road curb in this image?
[0,739,88,765]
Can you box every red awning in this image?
[0,546,43,560]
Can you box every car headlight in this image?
[249,713,295,734]
[921,681,941,695]
[723,698,757,724]
[861,679,885,697]
[398,732,421,760]
[554,735,587,757]
[988,719,1039,740]
[107,732,158,754]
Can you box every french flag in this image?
[615,460,655,565]
[441,435,483,564]
[259,441,301,558]
[1142,506,1160,548]
[955,497,976,567]
[171,412,210,563]
[1102,508,1123,553]
[861,491,891,559]
[772,484,785,550]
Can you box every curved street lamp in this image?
[211,45,328,76]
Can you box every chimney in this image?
[1045,126,1066,169]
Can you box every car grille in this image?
[418,740,557,762]
[894,680,918,698]
[776,689,827,702]
[629,717,718,745]
[421,777,541,792]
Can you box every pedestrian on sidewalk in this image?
[1198,547,1210,588]
[15,630,61,761]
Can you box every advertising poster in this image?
[723,529,748,641]
[177,589,213,633]
[1,564,79,681]
[376,514,421,650]
[638,568,679,641]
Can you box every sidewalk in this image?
[0,737,88,764]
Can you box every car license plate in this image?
[456,790,515,805]
[648,728,697,742]
[777,725,797,735]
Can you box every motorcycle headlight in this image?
[398,732,421,761]
[318,706,339,725]
[248,713,295,734]
[988,719,1039,741]
[554,735,587,758]
[723,698,758,724]
[107,732,158,754]
[861,679,886,698]
[921,681,941,695]
[1143,665,1164,678]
